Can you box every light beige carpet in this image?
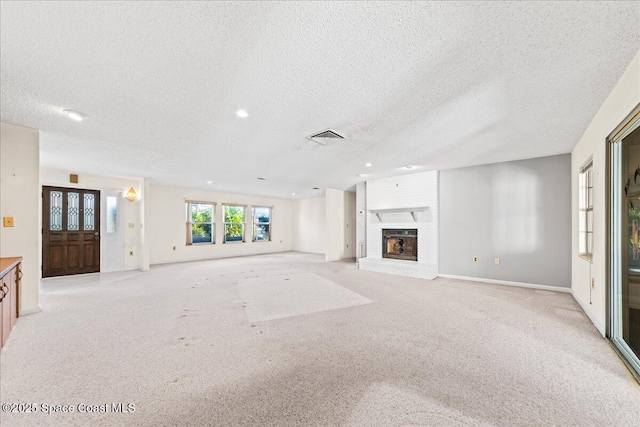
[0,252,638,426]
[237,272,372,322]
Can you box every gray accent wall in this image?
[439,154,571,287]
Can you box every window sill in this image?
[187,242,215,246]
[579,254,593,263]
[223,241,245,244]
[252,240,271,243]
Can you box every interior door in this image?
[42,186,101,277]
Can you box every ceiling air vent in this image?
[306,129,345,146]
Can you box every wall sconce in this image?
[125,187,137,202]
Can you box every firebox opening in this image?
[382,229,418,261]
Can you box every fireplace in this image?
[382,229,418,261]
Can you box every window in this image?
[223,204,246,243]
[579,159,593,260]
[186,201,215,245]
[252,206,272,242]
[106,196,118,233]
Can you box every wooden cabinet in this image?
[1,275,10,346]
[0,257,22,351]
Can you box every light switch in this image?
[3,217,14,227]
[128,223,135,228]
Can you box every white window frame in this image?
[252,206,272,242]
[223,204,246,243]
[579,158,593,261]
[186,201,216,245]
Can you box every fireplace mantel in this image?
[368,206,429,222]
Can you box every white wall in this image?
[356,182,366,259]
[325,189,345,261]
[324,189,356,261]
[571,49,640,334]
[39,168,144,271]
[140,177,151,271]
[148,184,292,264]
[292,196,326,254]
[344,190,356,259]
[0,123,40,314]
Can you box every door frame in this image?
[606,103,640,381]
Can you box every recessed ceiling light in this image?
[365,163,372,167]
[357,173,369,178]
[63,109,87,121]
[257,177,266,181]
[236,110,248,118]
[404,165,414,170]
[312,187,320,190]
[291,193,296,196]
[206,181,212,184]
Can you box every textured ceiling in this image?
[1,2,639,199]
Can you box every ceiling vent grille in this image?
[307,129,345,145]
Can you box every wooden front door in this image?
[42,186,101,277]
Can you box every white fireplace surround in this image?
[359,171,439,280]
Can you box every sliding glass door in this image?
[609,111,640,379]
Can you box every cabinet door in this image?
[0,283,3,350]
[1,276,10,346]
[10,267,18,328]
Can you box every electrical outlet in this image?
[473,256,478,262]
[591,278,595,289]
[495,258,500,264]
[128,223,134,228]
[129,251,134,256]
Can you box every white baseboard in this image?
[438,274,572,294]
[20,305,42,316]
[570,290,606,336]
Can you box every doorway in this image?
[608,106,640,379]
[42,186,101,277]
